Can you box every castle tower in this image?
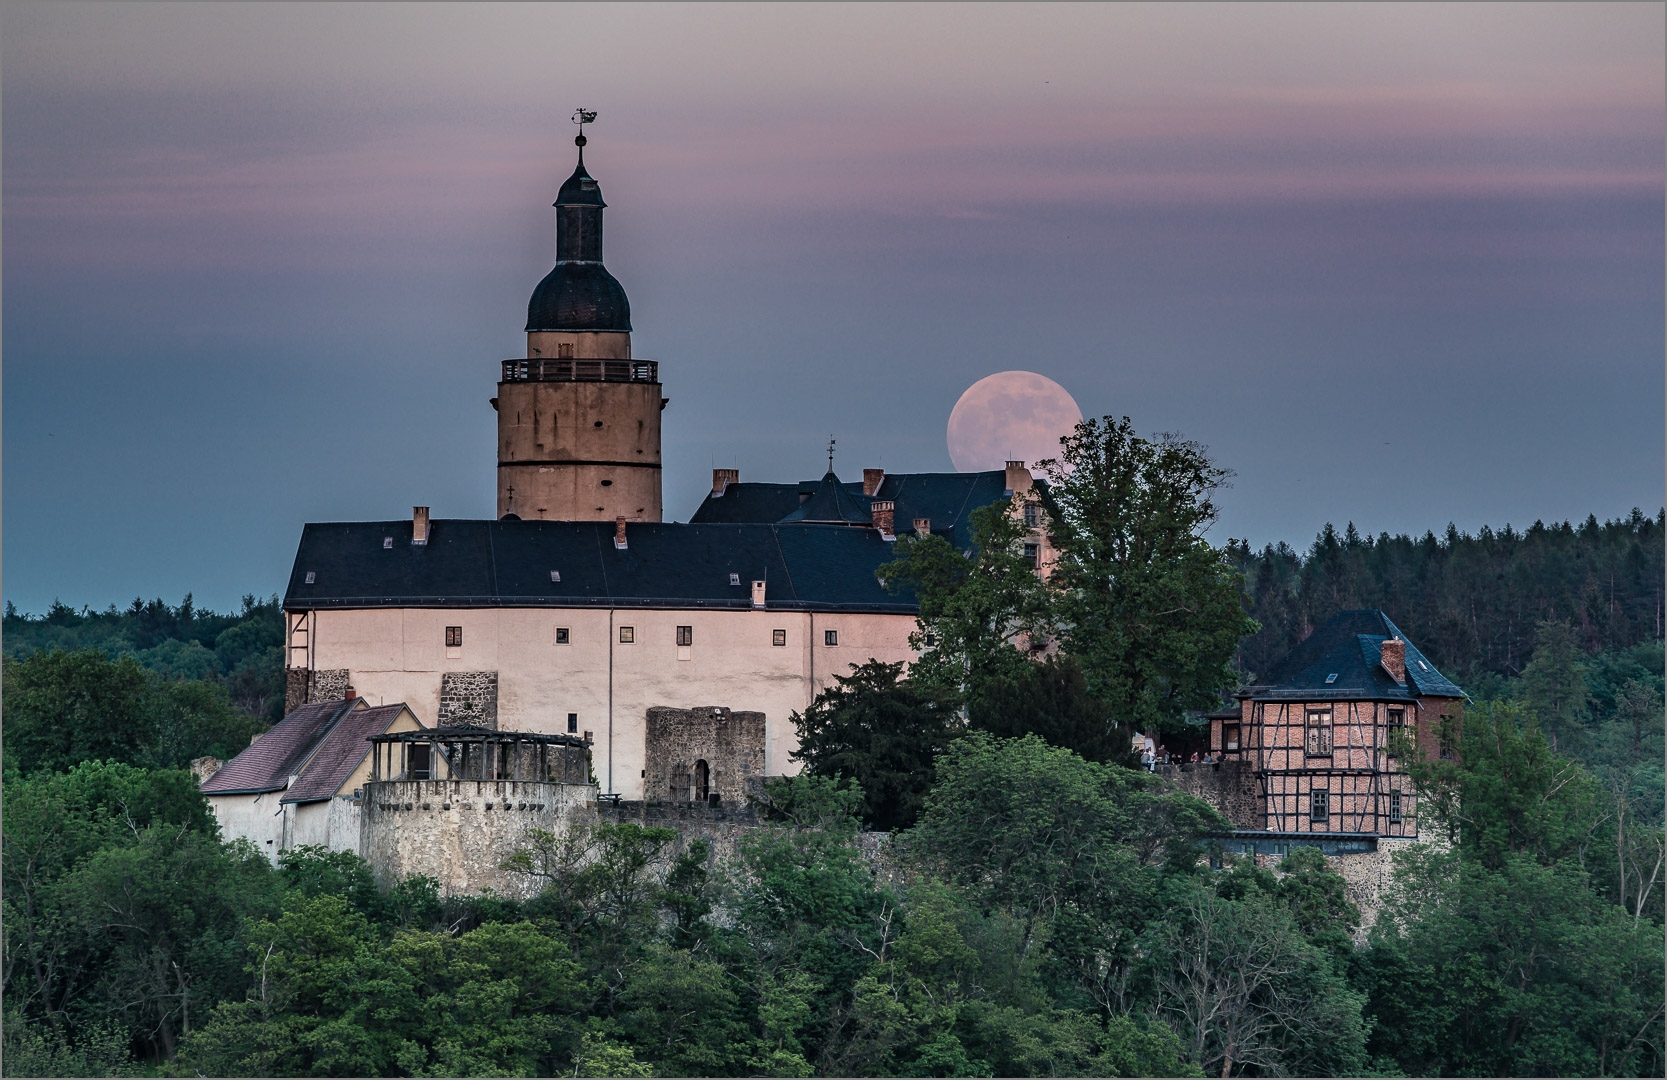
[495,130,664,521]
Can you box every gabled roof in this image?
[1238,609,1463,702]
[690,469,1017,550]
[280,704,412,805]
[284,520,918,613]
[201,699,358,795]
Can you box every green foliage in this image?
[1041,416,1258,734]
[1,1009,137,1078]
[2,648,269,775]
[1519,619,1594,751]
[3,650,156,773]
[967,652,1134,766]
[790,660,965,830]
[1363,850,1664,1077]
[879,499,1053,697]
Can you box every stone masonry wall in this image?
[360,778,592,899]
[439,671,499,729]
[309,668,351,705]
[644,706,765,805]
[1158,760,1262,829]
[285,668,311,713]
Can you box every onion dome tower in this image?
[495,115,665,522]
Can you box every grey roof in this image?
[201,698,358,795]
[284,519,918,613]
[280,704,413,805]
[526,262,631,332]
[1238,609,1463,702]
[555,156,607,208]
[691,469,1018,550]
[780,471,874,525]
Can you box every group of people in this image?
[1140,745,1223,772]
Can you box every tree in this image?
[2,650,156,772]
[1519,619,1593,751]
[790,660,964,830]
[878,500,1053,698]
[1145,883,1368,1078]
[967,653,1135,767]
[1039,417,1257,735]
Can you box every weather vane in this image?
[572,108,597,149]
[828,436,836,472]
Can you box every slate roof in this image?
[1238,609,1464,702]
[690,469,1018,550]
[284,519,918,613]
[280,704,410,805]
[201,699,358,795]
[526,262,631,333]
[780,472,874,525]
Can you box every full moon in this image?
[946,371,1083,474]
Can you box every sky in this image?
[4,2,1663,614]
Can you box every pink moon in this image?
[946,371,1084,474]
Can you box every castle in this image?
[202,130,1462,917]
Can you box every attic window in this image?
[383,537,393,549]
[772,629,787,647]
[729,573,741,586]
[304,572,316,584]
[1324,673,1338,684]
[825,629,839,647]
[550,571,561,582]
[555,627,570,645]
[445,626,463,648]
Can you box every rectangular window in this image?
[619,626,634,644]
[445,626,463,648]
[676,625,693,647]
[555,627,570,645]
[1310,788,1329,823]
[825,629,839,646]
[772,629,787,647]
[1388,790,1403,824]
[1223,723,1241,752]
[1305,709,1333,756]
[1023,503,1040,528]
[1387,707,1404,729]
[1023,542,1040,566]
[409,743,431,780]
[567,713,578,734]
[557,342,574,358]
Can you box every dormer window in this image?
[729,573,741,586]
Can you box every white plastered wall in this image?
[295,605,918,798]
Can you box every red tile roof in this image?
[281,704,411,804]
[201,698,357,795]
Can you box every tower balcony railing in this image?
[501,358,658,384]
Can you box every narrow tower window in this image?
[694,759,710,802]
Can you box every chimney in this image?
[1381,638,1407,683]
[343,685,356,701]
[1004,461,1033,495]
[862,468,885,496]
[711,468,739,496]
[871,500,895,539]
[412,506,430,545]
[751,580,766,609]
[614,517,628,550]
[913,517,931,536]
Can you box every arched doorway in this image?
[693,759,710,803]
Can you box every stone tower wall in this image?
[360,778,594,899]
[644,706,765,806]
[496,377,663,522]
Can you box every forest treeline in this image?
[1230,508,1665,686]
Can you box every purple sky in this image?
[4,3,1663,613]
